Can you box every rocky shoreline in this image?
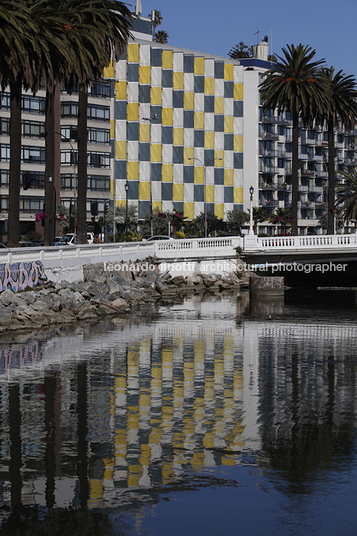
[0,262,247,334]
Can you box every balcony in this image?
[259,166,280,174]
[260,115,278,124]
[261,132,280,141]
[300,170,315,177]
[261,199,279,207]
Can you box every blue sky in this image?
[139,0,357,78]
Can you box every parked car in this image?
[54,232,94,245]
[142,235,176,241]
[0,243,8,249]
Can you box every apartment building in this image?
[0,7,355,240]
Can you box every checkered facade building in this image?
[106,41,245,221]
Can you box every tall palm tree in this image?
[259,44,326,235]
[317,68,357,234]
[66,0,133,244]
[0,1,37,247]
[29,0,76,246]
[150,9,162,38]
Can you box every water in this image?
[0,290,357,535]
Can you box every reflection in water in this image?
[0,291,357,534]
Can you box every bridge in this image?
[1,233,357,286]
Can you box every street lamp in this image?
[283,182,287,234]
[249,185,254,235]
[125,180,129,242]
[188,156,223,237]
[142,114,158,236]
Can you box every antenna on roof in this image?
[255,27,259,45]
[135,0,142,15]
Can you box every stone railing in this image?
[0,237,243,283]
[244,233,357,251]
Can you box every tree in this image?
[259,44,327,234]
[105,204,138,235]
[316,68,357,234]
[154,30,169,44]
[150,9,162,37]
[228,42,252,59]
[226,209,249,234]
[335,167,357,227]
[269,207,293,233]
[252,207,267,235]
[191,211,226,236]
[0,1,37,247]
[72,1,133,244]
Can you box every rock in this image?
[154,280,166,294]
[0,289,17,307]
[110,298,130,313]
[171,276,186,286]
[190,275,203,285]
[17,291,37,305]
[76,305,99,321]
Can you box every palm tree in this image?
[317,68,357,234]
[335,167,357,228]
[252,207,267,235]
[30,0,76,246]
[259,44,326,235]
[68,0,133,244]
[154,30,169,44]
[0,1,37,247]
[150,9,162,38]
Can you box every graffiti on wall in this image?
[0,261,47,292]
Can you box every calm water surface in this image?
[0,290,357,535]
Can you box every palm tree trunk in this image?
[77,83,88,244]
[291,112,299,235]
[45,88,56,246]
[327,116,335,235]
[8,78,22,248]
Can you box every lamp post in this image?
[249,185,254,235]
[142,114,158,236]
[125,180,129,242]
[188,156,222,237]
[48,174,53,245]
[283,182,287,234]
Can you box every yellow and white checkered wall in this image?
[113,42,244,220]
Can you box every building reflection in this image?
[0,294,356,517]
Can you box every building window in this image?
[0,144,10,162]
[21,171,45,189]
[0,118,10,135]
[88,152,110,168]
[20,196,44,213]
[61,126,78,142]
[23,121,45,138]
[61,101,78,118]
[60,174,76,190]
[90,81,111,98]
[0,93,10,110]
[22,146,46,164]
[22,95,46,114]
[0,196,9,212]
[87,175,110,191]
[89,128,110,145]
[87,104,110,121]
[1,170,9,187]
[61,150,78,166]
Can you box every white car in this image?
[55,232,94,245]
[143,235,176,241]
